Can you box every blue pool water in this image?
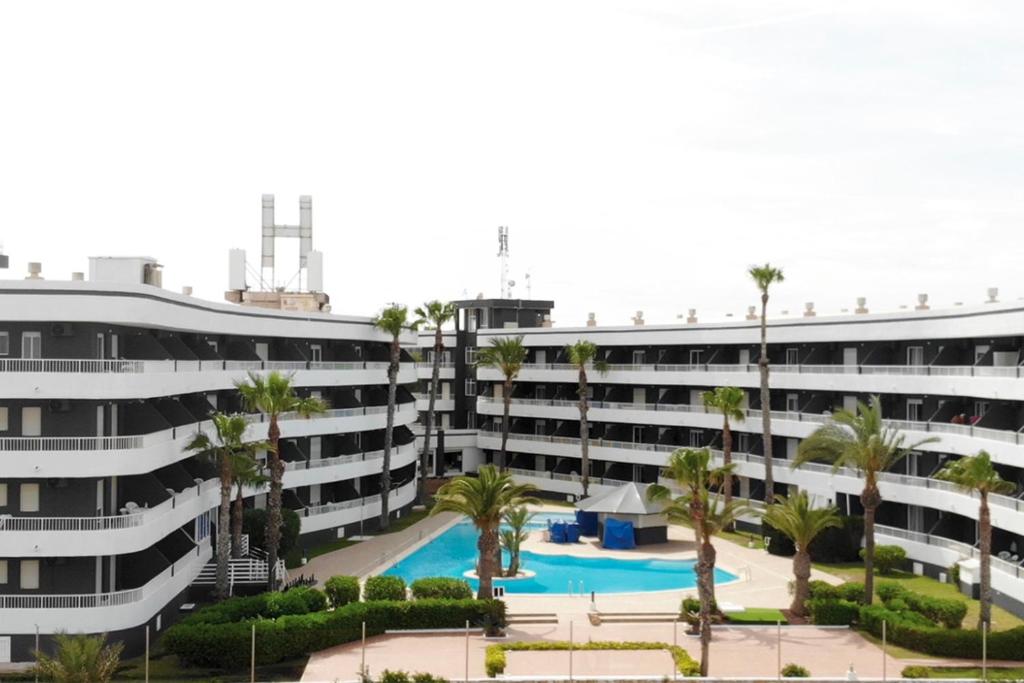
[383,514,738,594]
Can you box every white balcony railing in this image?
[0,358,396,374]
[502,361,1024,379]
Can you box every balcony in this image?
[299,479,417,534]
[415,362,455,380]
[413,393,456,413]
[0,538,211,634]
[0,359,417,400]
[0,404,420,478]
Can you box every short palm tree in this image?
[762,491,841,616]
[236,371,326,589]
[231,449,270,559]
[476,336,527,471]
[373,304,420,529]
[431,465,537,598]
[794,396,937,604]
[748,263,784,505]
[34,632,123,683]
[500,504,535,576]
[936,450,1015,630]
[702,386,747,520]
[413,300,456,503]
[648,448,745,676]
[565,340,609,497]
[185,412,268,600]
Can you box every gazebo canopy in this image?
[576,482,664,516]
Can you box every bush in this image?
[265,590,313,617]
[325,575,361,608]
[903,592,967,629]
[484,641,700,678]
[876,581,907,602]
[763,521,796,557]
[859,605,1024,659]
[837,582,866,604]
[781,663,810,678]
[949,563,961,585]
[411,578,473,600]
[287,586,327,612]
[242,507,301,558]
[806,599,859,626]
[680,596,717,617]
[380,671,411,683]
[862,545,906,575]
[165,598,506,669]
[365,576,407,601]
[886,597,909,612]
[411,674,449,683]
[809,515,864,563]
[807,580,839,601]
[901,665,930,679]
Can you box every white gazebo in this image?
[576,482,669,545]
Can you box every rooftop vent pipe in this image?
[916,293,929,310]
[26,262,42,280]
[855,297,868,314]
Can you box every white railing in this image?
[875,524,1024,580]
[507,361,1024,379]
[415,362,455,369]
[0,358,405,374]
[283,442,414,471]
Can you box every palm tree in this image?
[34,632,123,683]
[500,505,534,576]
[702,386,747,520]
[231,450,270,559]
[935,450,1014,630]
[431,465,538,598]
[794,396,937,604]
[413,300,456,503]
[476,336,527,471]
[236,371,326,589]
[565,340,609,498]
[648,448,746,676]
[373,304,420,529]
[184,412,267,600]
[762,491,841,616]
[748,263,785,505]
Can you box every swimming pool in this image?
[382,514,738,594]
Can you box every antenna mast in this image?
[497,226,510,298]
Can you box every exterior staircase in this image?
[192,535,288,593]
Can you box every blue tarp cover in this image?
[575,510,599,536]
[602,518,636,549]
[549,520,568,543]
[565,524,581,543]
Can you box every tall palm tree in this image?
[762,491,841,616]
[34,632,123,683]
[500,504,535,576]
[794,396,937,604]
[431,465,537,598]
[935,451,1014,630]
[565,340,608,497]
[748,263,784,505]
[413,300,456,503]
[373,304,420,529]
[184,412,267,600]
[231,450,270,559]
[648,448,745,676]
[236,371,326,589]
[476,336,527,471]
[702,386,747,520]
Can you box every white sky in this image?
[1,1,1021,326]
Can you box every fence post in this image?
[882,619,886,681]
[776,619,781,682]
[983,622,988,680]
[250,623,255,683]
[145,624,150,683]
[672,619,678,681]
[464,619,470,683]
[569,620,574,682]
[361,621,367,677]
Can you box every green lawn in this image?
[726,607,787,624]
[812,562,1024,632]
[907,666,1024,680]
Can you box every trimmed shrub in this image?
[243,507,301,557]
[806,599,859,626]
[165,598,506,669]
[287,586,327,612]
[808,515,864,563]
[859,605,1024,659]
[807,580,839,601]
[484,641,700,678]
[837,582,866,604]
[862,545,906,575]
[265,589,313,617]
[903,592,967,629]
[325,575,361,608]
[680,596,717,616]
[901,665,930,679]
[876,581,907,602]
[886,597,909,612]
[365,576,407,602]
[411,578,473,600]
[411,674,449,683]
[380,671,411,683]
[781,663,810,678]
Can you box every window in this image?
[465,378,476,396]
[534,385,546,400]
[207,340,219,353]
[20,560,39,590]
[786,348,800,366]
[21,406,41,436]
[689,349,703,365]
[310,344,322,363]
[465,347,477,364]
[975,345,991,364]
[907,346,924,366]
[20,483,39,512]
[786,393,800,412]
[466,310,477,333]
[95,333,105,360]
[632,426,645,443]
[466,411,476,428]
[632,350,645,365]
[21,332,41,360]
[737,433,750,453]
[535,420,546,436]
[0,407,7,431]
[0,483,6,507]
[689,430,703,447]
[0,332,9,355]
[907,399,923,422]
[738,349,750,365]
[0,560,7,584]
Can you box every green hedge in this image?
[862,545,906,575]
[484,641,700,677]
[410,578,473,600]
[324,575,361,608]
[806,598,859,626]
[781,663,810,678]
[876,582,967,628]
[165,598,506,669]
[365,575,407,601]
[859,605,1024,659]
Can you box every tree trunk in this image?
[380,337,400,530]
[419,328,443,504]
[696,537,717,676]
[758,294,775,505]
[791,548,811,616]
[215,457,233,601]
[231,483,245,559]
[578,366,590,499]
[979,494,992,631]
[477,526,499,600]
[265,417,283,591]
[722,415,733,530]
[861,484,882,605]
[499,379,512,471]
[507,549,520,578]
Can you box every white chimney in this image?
[71,272,84,281]
[541,314,553,328]
[26,262,42,280]
[182,286,193,296]
[987,287,999,303]
[855,297,868,314]
[686,309,698,324]
[916,293,929,311]
[632,311,645,326]
[586,312,597,327]
[745,306,758,320]
[803,302,816,317]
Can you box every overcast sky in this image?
[1,1,1021,326]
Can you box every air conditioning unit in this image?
[50,323,73,337]
[48,399,72,412]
